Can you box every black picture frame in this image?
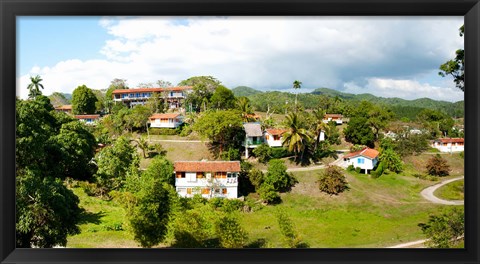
[1,0,479,264]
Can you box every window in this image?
[136,93,140,97]
[358,158,365,164]
[202,188,210,194]
[227,172,236,178]
[222,188,227,195]
[186,172,197,182]
[215,172,226,179]
[187,188,192,195]
[265,135,270,140]
[176,172,185,178]
[196,172,204,178]
[214,188,221,194]
[170,92,174,97]
[130,93,134,97]
[273,135,280,140]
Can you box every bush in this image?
[426,154,451,176]
[413,173,438,181]
[248,169,264,191]
[215,215,249,248]
[220,147,241,161]
[252,144,272,164]
[355,167,361,174]
[264,159,297,192]
[270,147,290,159]
[318,165,349,195]
[418,207,464,248]
[346,165,355,172]
[372,161,385,178]
[148,128,178,135]
[258,183,281,204]
[178,124,193,137]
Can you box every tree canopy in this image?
[71,85,98,114]
[439,25,464,92]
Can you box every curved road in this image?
[420,176,464,205]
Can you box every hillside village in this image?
[16,75,465,249]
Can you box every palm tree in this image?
[27,75,44,99]
[312,108,327,151]
[282,112,312,161]
[292,80,302,111]
[236,96,254,122]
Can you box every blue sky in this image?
[17,16,464,102]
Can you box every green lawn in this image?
[434,179,464,201]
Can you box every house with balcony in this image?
[74,114,100,125]
[112,86,193,109]
[323,114,343,125]
[243,122,264,158]
[431,138,464,153]
[264,128,287,147]
[174,161,241,199]
[149,113,184,128]
[54,104,72,114]
[343,147,379,174]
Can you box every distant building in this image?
[74,114,100,125]
[243,122,264,158]
[264,128,288,148]
[174,161,240,199]
[54,105,72,114]
[149,113,184,128]
[323,114,343,125]
[112,86,193,108]
[431,138,464,153]
[343,147,379,174]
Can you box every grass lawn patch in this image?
[434,179,464,200]
[402,153,464,176]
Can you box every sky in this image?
[17,16,464,102]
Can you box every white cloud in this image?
[17,16,464,100]
[343,78,464,102]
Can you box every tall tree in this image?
[236,96,254,122]
[282,112,312,161]
[292,80,302,110]
[343,116,375,148]
[439,25,464,92]
[71,85,98,114]
[210,85,236,110]
[27,75,44,99]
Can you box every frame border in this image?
[1,0,479,264]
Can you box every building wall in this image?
[345,156,377,170]
[323,118,343,124]
[150,117,183,128]
[432,142,464,153]
[175,173,238,199]
[265,133,283,147]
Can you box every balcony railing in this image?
[245,140,263,146]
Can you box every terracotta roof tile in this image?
[174,161,241,172]
[149,113,181,120]
[112,86,193,94]
[436,138,464,144]
[74,114,100,119]
[343,147,379,159]
[324,114,343,118]
[265,128,288,136]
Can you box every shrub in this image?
[318,165,349,195]
[270,147,290,159]
[178,124,193,137]
[355,167,361,174]
[426,154,451,176]
[346,165,355,172]
[148,128,178,135]
[248,169,264,191]
[220,147,241,161]
[252,144,272,164]
[264,159,297,192]
[372,161,385,178]
[258,183,281,204]
[215,215,249,248]
[221,199,245,213]
[418,207,464,248]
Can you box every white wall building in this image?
[149,113,184,128]
[74,114,100,125]
[174,161,240,199]
[112,86,192,109]
[323,114,343,125]
[431,138,464,153]
[264,128,287,147]
[343,147,379,174]
[243,122,264,158]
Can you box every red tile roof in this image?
[55,105,72,110]
[174,161,241,172]
[74,115,100,119]
[265,128,288,136]
[343,147,379,159]
[436,138,464,144]
[324,114,343,119]
[112,86,193,94]
[149,113,181,120]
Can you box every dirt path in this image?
[420,176,464,205]
[387,239,427,248]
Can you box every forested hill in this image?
[48,92,71,107]
[232,86,464,119]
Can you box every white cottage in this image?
[74,114,100,125]
[149,113,184,128]
[174,161,240,199]
[431,138,464,153]
[323,114,343,125]
[343,147,380,174]
[264,128,287,147]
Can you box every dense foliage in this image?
[419,207,464,248]
[71,85,98,114]
[318,166,349,195]
[426,154,451,176]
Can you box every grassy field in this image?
[434,179,464,200]
[402,152,464,177]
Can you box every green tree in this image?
[317,165,349,195]
[178,75,221,91]
[419,207,464,248]
[105,78,128,113]
[248,168,264,191]
[258,182,281,204]
[193,110,245,157]
[379,148,403,173]
[27,75,44,99]
[95,136,139,191]
[142,156,175,186]
[210,85,236,110]
[252,143,272,164]
[215,215,249,248]
[71,85,98,114]
[343,116,375,148]
[185,83,213,112]
[282,112,312,162]
[439,25,464,92]
[236,96,254,122]
[16,169,81,248]
[426,154,451,176]
[264,159,297,192]
[124,105,152,132]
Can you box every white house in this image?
[343,147,380,174]
[243,122,264,158]
[112,86,193,109]
[74,114,100,125]
[174,161,240,199]
[149,113,184,128]
[323,114,343,125]
[431,138,464,153]
[264,128,287,147]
